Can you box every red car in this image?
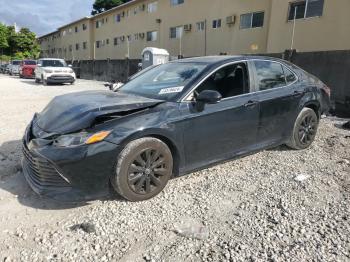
[19,60,37,78]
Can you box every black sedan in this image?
[22,56,331,202]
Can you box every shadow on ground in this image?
[0,139,122,210]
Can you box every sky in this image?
[0,0,95,36]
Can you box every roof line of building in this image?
[57,16,91,30]
[38,0,143,39]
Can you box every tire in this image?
[111,137,173,201]
[35,78,40,83]
[42,78,48,86]
[286,108,319,150]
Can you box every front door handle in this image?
[244,100,258,107]
[293,90,305,96]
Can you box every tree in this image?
[91,0,132,15]
[0,23,9,61]
[0,24,40,60]
[0,23,9,50]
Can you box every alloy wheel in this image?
[127,148,169,195]
[298,114,317,145]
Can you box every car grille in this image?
[50,75,72,78]
[22,144,70,188]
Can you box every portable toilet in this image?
[141,47,170,69]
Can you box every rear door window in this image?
[254,61,286,91]
[283,66,297,84]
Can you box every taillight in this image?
[321,85,331,97]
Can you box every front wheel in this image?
[43,79,48,86]
[286,108,319,150]
[111,137,173,201]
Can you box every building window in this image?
[170,26,183,39]
[115,14,121,23]
[62,30,66,36]
[212,19,222,29]
[68,28,72,34]
[106,38,110,45]
[75,43,79,50]
[240,12,264,29]
[75,26,78,33]
[170,0,184,6]
[134,33,139,41]
[82,24,87,30]
[288,0,324,20]
[147,31,158,42]
[96,20,104,28]
[114,37,119,46]
[83,42,87,49]
[196,21,205,31]
[148,1,158,12]
[96,40,101,48]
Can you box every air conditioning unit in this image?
[139,32,145,39]
[226,15,236,25]
[184,24,192,32]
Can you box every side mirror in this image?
[196,90,222,104]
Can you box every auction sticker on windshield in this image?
[159,86,184,95]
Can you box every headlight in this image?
[54,131,111,147]
[68,69,74,73]
[44,69,53,73]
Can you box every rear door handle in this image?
[244,100,259,107]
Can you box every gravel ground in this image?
[0,74,349,262]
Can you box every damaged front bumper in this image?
[22,121,121,202]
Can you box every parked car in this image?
[19,60,37,78]
[9,60,21,75]
[34,58,76,85]
[0,63,9,74]
[22,56,331,202]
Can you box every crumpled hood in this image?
[36,90,164,134]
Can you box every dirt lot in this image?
[0,74,349,261]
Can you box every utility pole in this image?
[204,20,207,56]
[179,27,183,57]
[291,6,297,50]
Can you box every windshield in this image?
[23,60,36,65]
[12,61,21,65]
[41,60,67,67]
[119,62,206,100]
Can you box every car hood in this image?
[42,66,72,71]
[36,91,164,134]
[22,65,36,68]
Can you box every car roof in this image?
[39,58,65,61]
[173,55,285,65]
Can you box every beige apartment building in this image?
[38,0,350,61]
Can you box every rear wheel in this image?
[111,137,173,201]
[287,108,319,150]
[35,78,40,83]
